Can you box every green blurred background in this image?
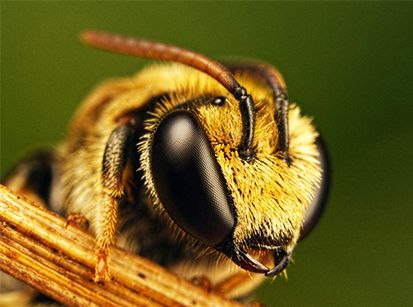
[1,2,413,306]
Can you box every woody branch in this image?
[0,184,241,307]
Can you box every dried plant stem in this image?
[0,184,241,306]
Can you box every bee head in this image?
[81,31,329,276]
[144,80,329,276]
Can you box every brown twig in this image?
[0,184,241,306]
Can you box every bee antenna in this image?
[81,30,255,161]
[227,62,289,161]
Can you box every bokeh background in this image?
[2,2,412,306]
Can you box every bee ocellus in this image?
[1,31,329,302]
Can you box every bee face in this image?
[207,99,323,275]
[139,67,327,275]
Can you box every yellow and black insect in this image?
[1,30,329,300]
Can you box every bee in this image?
[1,30,329,301]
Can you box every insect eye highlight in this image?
[150,109,235,247]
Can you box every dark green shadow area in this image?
[2,2,413,306]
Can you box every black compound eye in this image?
[300,136,330,240]
[150,110,235,247]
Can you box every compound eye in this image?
[150,110,235,247]
[300,136,330,240]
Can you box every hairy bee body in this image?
[1,32,329,304]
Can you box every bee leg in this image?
[94,123,135,282]
[65,212,90,230]
[190,275,213,292]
